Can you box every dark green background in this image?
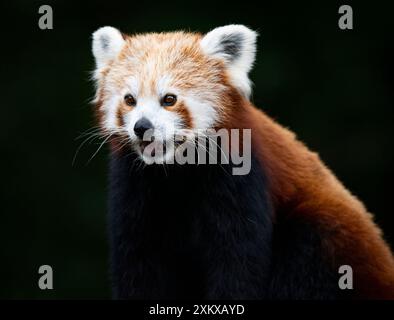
[1,0,393,298]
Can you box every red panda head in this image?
[91,25,257,162]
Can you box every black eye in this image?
[124,94,136,106]
[161,94,177,107]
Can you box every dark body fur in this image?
[108,150,345,299]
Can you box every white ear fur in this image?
[92,26,125,70]
[200,25,258,97]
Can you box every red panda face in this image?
[92,25,257,162]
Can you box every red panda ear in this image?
[92,26,125,71]
[200,25,258,97]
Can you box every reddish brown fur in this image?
[93,30,394,298]
[220,88,394,299]
[168,102,193,129]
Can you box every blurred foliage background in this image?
[0,0,393,299]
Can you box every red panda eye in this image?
[161,94,177,107]
[124,94,136,106]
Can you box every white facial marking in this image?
[123,97,181,142]
[183,96,217,129]
[157,75,177,97]
[102,93,120,131]
[125,77,139,98]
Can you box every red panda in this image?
[91,25,394,299]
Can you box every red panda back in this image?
[241,101,394,298]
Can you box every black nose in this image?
[134,117,154,139]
